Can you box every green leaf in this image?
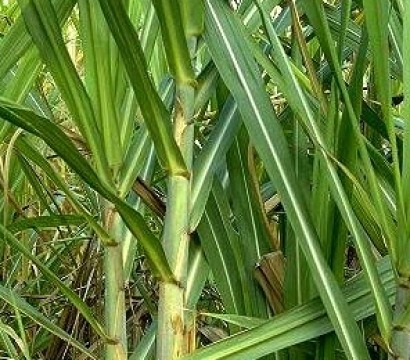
[399,0,410,275]
[227,128,272,317]
[183,257,395,360]
[152,0,195,84]
[204,1,371,358]
[0,100,175,282]
[0,317,30,360]
[0,284,96,359]
[200,313,264,329]
[97,0,188,177]
[0,0,75,81]
[7,215,85,233]
[197,179,245,315]
[0,223,107,341]
[190,97,241,231]
[129,322,156,360]
[78,0,122,170]
[19,0,112,183]
[255,0,392,342]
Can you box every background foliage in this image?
[0,0,408,359]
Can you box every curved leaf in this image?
[204,1,371,358]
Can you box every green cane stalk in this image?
[153,1,200,358]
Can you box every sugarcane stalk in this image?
[104,205,127,360]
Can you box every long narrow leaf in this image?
[183,257,395,360]
[204,2,370,358]
[0,100,175,282]
[97,0,188,177]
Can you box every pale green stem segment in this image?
[390,277,410,360]
[153,2,199,358]
[104,206,127,360]
[157,85,195,360]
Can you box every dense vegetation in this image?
[0,0,408,359]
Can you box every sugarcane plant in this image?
[0,0,408,359]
